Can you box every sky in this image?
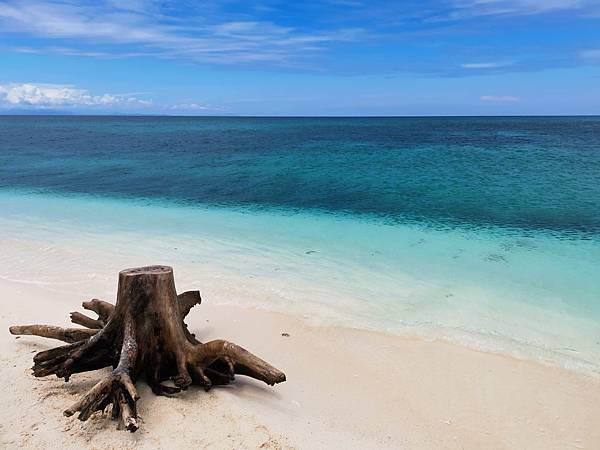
[0,0,599,116]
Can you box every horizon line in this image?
[1,113,599,118]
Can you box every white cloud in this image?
[580,49,600,61]
[480,95,520,102]
[449,0,586,17]
[0,1,363,66]
[0,82,151,108]
[168,103,213,111]
[461,62,510,69]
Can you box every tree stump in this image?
[9,266,286,432]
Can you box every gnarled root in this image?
[31,328,115,381]
[9,325,97,343]
[157,339,286,395]
[65,315,139,430]
[82,298,115,323]
[195,340,286,389]
[64,369,139,431]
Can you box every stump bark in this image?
[9,266,286,432]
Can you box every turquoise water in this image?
[0,116,599,372]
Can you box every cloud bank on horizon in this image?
[0,0,599,115]
[0,82,151,109]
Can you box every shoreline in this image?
[2,277,600,449]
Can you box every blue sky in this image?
[0,0,599,115]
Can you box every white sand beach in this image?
[2,274,600,450]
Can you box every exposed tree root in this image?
[9,325,98,343]
[9,266,286,432]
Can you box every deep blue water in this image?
[1,115,599,235]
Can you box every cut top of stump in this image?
[119,266,173,277]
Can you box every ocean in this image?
[1,116,599,372]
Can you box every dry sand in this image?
[1,278,599,450]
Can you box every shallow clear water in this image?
[0,116,599,372]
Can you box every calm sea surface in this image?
[1,116,599,371]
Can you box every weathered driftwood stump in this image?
[9,266,286,432]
